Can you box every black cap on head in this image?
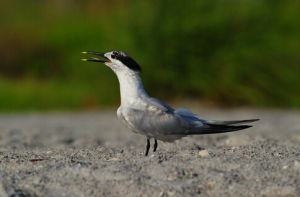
[111,51,141,72]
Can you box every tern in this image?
[82,51,259,156]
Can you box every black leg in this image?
[153,139,158,152]
[145,137,150,156]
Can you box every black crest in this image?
[111,51,141,72]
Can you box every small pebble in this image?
[273,153,280,157]
[159,191,167,197]
[199,150,209,157]
[294,161,300,169]
[109,158,119,162]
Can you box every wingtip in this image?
[243,125,252,129]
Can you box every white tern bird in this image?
[82,51,259,156]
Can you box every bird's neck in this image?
[115,71,149,106]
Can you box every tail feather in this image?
[206,119,259,125]
[175,111,259,135]
[187,123,253,135]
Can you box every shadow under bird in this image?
[81,51,259,156]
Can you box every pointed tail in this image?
[187,119,259,135]
[206,119,259,125]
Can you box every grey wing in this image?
[144,97,174,112]
[122,107,192,141]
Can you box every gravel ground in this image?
[0,108,299,197]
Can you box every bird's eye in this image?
[111,54,115,59]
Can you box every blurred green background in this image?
[0,0,299,111]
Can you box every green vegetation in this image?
[0,0,299,110]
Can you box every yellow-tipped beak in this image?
[81,51,109,63]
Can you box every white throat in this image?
[113,70,149,106]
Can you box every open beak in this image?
[81,51,111,63]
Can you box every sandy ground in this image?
[0,108,299,197]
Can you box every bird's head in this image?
[81,51,141,73]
